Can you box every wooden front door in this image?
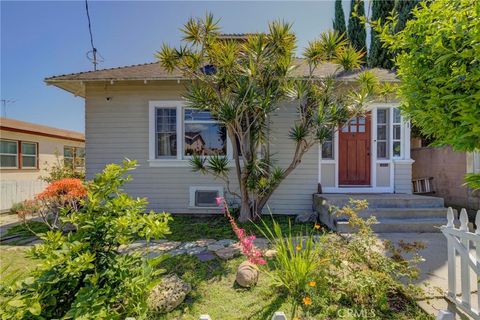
[339,114,371,186]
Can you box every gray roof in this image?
[45,59,397,97]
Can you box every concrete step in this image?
[315,194,445,209]
[336,217,446,233]
[354,207,449,220]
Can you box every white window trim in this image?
[149,101,234,167]
[320,103,412,194]
[188,186,224,209]
[0,139,19,169]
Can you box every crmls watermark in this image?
[337,308,376,318]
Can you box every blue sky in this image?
[1,1,360,133]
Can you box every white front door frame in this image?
[319,103,408,194]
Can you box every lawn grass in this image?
[0,247,38,280]
[154,255,295,320]
[2,221,49,238]
[166,214,312,242]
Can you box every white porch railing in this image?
[439,207,480,320]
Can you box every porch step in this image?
[314,193,448,233]
[314,193,444,209]
[336,217,446,233]
[356,207,448,219]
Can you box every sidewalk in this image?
[377,233,476,319]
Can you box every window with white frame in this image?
[152,103,229,160]
[376,109,389,159]
[392,108,402,158]
[21,142,37,168]
[0,140,18,168]
[321,130,334,159]
[156,108,177,158]
[184,109,226,157]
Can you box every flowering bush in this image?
[216,197,266,265]
[18,178,87,232]
[1,160,172,319]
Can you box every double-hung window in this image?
[64,146,85,169]
[0,140,18,168]
[0,139,38,169]
[150,102,228,162]
[21,142,37,168]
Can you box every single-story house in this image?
[0,117,85,211]
[45,57,414,215]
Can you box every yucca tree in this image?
[157,14,373,222]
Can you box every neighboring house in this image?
[45,56,413,215]
[411,141,480,210]
[0,117,85,211]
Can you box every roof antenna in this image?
[1,99,15,118]
[85,0,103,70]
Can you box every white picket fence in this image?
[439,207,480,320]
[0,180,47,212]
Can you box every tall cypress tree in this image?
[347,0,366,53]
[368,0,395,68]
[333,0,347,36]
[394,0,421,32]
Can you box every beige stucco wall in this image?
[0,130,84,211]
[85,81,318,215]
[412,146,480,210]
[0,131,84,181]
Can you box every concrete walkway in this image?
[378,233,476,319]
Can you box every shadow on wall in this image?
[411,146,479,211]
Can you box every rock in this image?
[168,248,187,256]
[195,239,217,247]
[185,246,206,255]
[207,244,225,252]
[235,261,259,287]
[195,251,216,262]
[253,238,269,250]
[147,274,191,313]
[215,239,236,247]
[265,249,277,258]
[178,242,198,250]
[215,245,241,260]
[295,212,318,223]
[149,241,181,252]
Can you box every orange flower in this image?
[296,245,302,251]
[36,178,86,201]
[308,281,316,287]
[314,223,320,230]
[303,296,312,305]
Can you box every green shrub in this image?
[41,155,85,183]
[258,218,326,299]
[0,160,172,319]
[9,202,25,215]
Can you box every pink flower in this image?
[217,197,266,265]
[216,197,224,206]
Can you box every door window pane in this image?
[376,109,389,159]
[393,141,401,157]
[156,108,177,157]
